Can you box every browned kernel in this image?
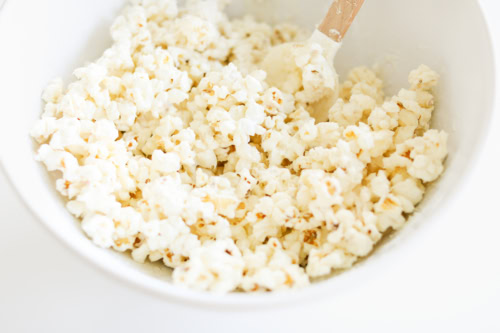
[165,250,173,260]
[303,212,313,219]
[381,197,397,210]
[115,238,129,246]
[284,273,294,286]
[325,180,336,195]
[303,230,317,245]
[345,131,356,139]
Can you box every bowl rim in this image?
[0,0,498,309]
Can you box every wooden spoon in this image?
[318,0,365,43]
[261,0,365,121]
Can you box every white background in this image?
[1,0,499,332]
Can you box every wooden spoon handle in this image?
[318,0,365,42]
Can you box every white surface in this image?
[0,0,496,308]
[1,0,500,331]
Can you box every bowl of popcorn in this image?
[0,0,496,307]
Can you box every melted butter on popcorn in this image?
[31,0,448,293]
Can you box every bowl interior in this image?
[0,0,495,307]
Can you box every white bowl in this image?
[0,0,496,309]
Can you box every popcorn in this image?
[35,144,79,172]
[240,238,309,291]
[409,64,439,91]
[307,246,356,277]
[81,214,116,248]
[384,130,448,182]
[173,239,244,292]
[151,150,181,173]
[374,194,405,231]
[32,0,448,293]
[42,78,64,104]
